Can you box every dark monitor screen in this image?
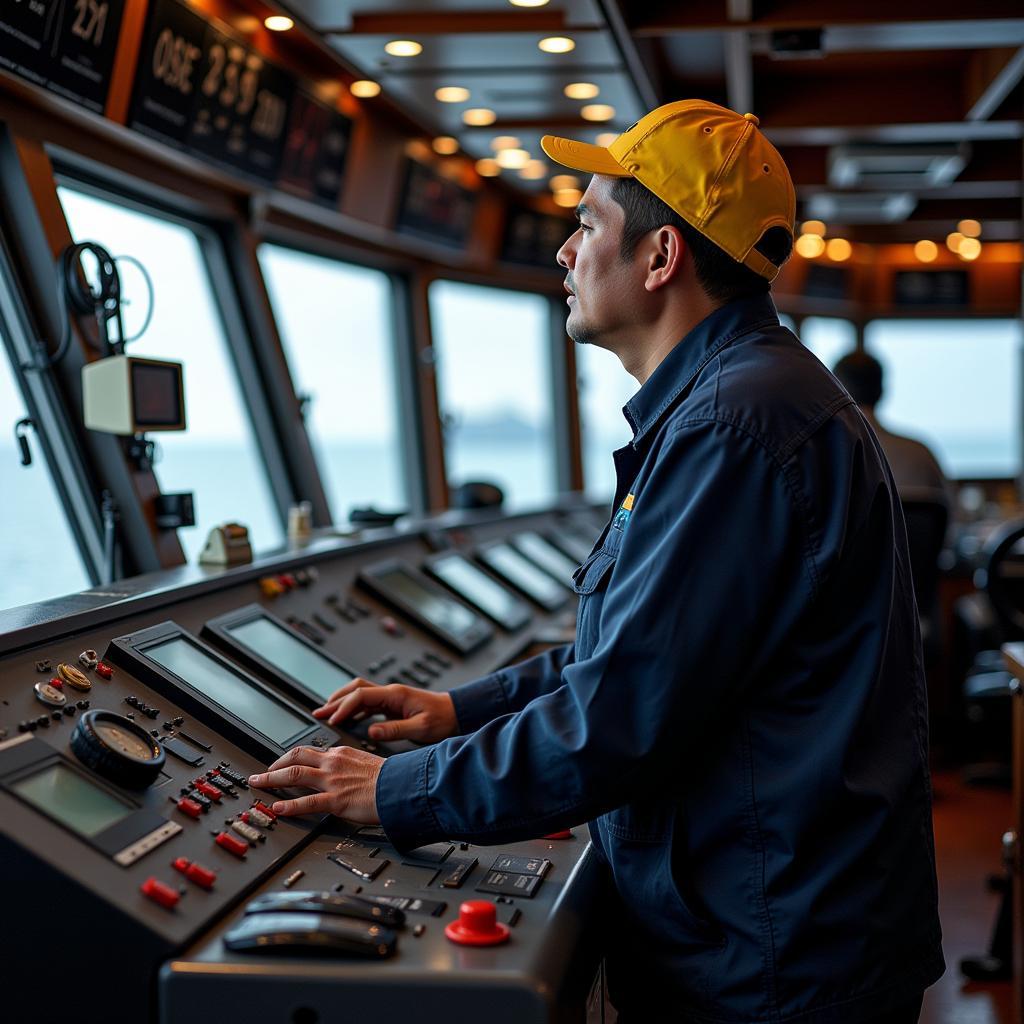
[514,531,579,580]
[483,543,568,605]
[131,360,183,428]
[375,566,480,638]
[225,616,356,702]
[145,636,310,747]
[11,763,135,839]
[428,554,527,627]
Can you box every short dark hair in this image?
[833,350,883,407]
[610,177,792,305]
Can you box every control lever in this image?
[245,890,406,927]
[224,913,397,959]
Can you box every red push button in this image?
[444,900,510,946]
[544,830,573,839]
[192,780,222,801]
[175,797,203,820]
[214,831,248,858]
[95,662,114,680]
[173,857,217,890]
[140,877,180,910]
[251,801,277,821]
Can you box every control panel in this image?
[0,506,607,1024]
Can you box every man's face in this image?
[556,175,646,348]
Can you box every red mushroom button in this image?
[444,900,510,946]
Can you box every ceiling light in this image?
[581,104,615,122]
[595,132,617,147]
[945,231,964,253]
[495,148,530,170]
[350,80,381,98]
[800,220,826,236]
[490,136,521,151]
[564,82,599,100]
[435,86,470,103]
[794,233,826,259]
[463,108,497,126]
[264,15,294,31]
[914,240,938,263]
[958,237,982,261]
[385,39,422,57]
[553,188,583,207]
[519,160,547,180]
[475,158,501,177]
[539,37,575,53]
[432,136,459,155]
[826,238,852,262]
[550,174,579,191]
[509,0,550,6]
[958,219,982,238]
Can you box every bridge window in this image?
[0,335,91,610]
[800,317,856,372]
[58,187,284,559]
[429,281,556,508]
[866,318,1022,479]
[576,344,636,500]
[258,245,406,522]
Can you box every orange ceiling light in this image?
[794,234,826,258]
[463,108,497,126]
[350,80,381,98]
[495,148,531,170]
[539,37,575,53]
[825,238,852,262]
[385,40,422,57]
[595,132,618,147]
[509,0,550,7]
[958,237,982,261]
[490,136,521,151]
[550,174,579,190]
[432,136,459,155]
[519,160,548,180]
[581,104,615,122]
[553,188,583,207]
[475,158,501,177]
[800,220,826,236]
[435,86,470,103]
[263,15,294,31]
[958,219,982,238]
[945,231,964,253]
[914,240,938,263]
[564,83,600,100]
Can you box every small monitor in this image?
[513,531,579,581]
[83,355,186,434]
[205,606,358,706]
[11,762,135,839]
[477,542,569,611]
[359,560,493,654]
[425,553,532,632]
[131,360,185,428]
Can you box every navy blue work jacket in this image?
[377,293,944,1022]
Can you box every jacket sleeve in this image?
[377,419,816,849]
[448,643,576,734]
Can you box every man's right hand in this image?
[313,678,458,745]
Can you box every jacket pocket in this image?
[573,549,616,595]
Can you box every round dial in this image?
[70,710,165,789]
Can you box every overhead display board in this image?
[501,208,569,269]
[893,269,969,307]
[0,0,127,112]
[395,159,476,248]
[278,89,353,207]
[129,0,295,184]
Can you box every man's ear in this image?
[645,225,686,292]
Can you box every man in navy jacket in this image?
[251,101,944,1023]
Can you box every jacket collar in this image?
[622,292,780,447]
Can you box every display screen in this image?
[375,567,479,637]
[514,532,579,580]
[430,555,526,625]
[483,544,568,603]
[145,637,310,747]
[12,764,134,839]
[227,616,356,702]
[132,361,183,427]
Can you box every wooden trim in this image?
[105,0,150,125]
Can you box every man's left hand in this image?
[248,745,384,823]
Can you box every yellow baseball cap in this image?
[541,99,795,281]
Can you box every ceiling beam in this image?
[333,11,571,35]
[596,0,660,111]
[724,0,754,113]
[966,46,1024,120]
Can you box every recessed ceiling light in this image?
[350,80,381,98]
[432,136,459,155]
[958,237,982,260]
[519,160,547,179]
[595,132,617,147]
[914,240,938,263]
[476,158,501,177]
[385,39,422,57]
[463,108,497,126]
[958,219,982,238]
[495,148,531,170]
[490,136,521,151]
[435,86,470,103]
[826,238,852,262]
[553,188,583,207]
[550,174,579,190]
[945,231,964,253]
[801,220,826,236]
[794,234,825,259]
[539,37,575,53]
[509,0,550,7]
[581,104,615,122]
[564,82,599,100]
[264,15,294,31]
